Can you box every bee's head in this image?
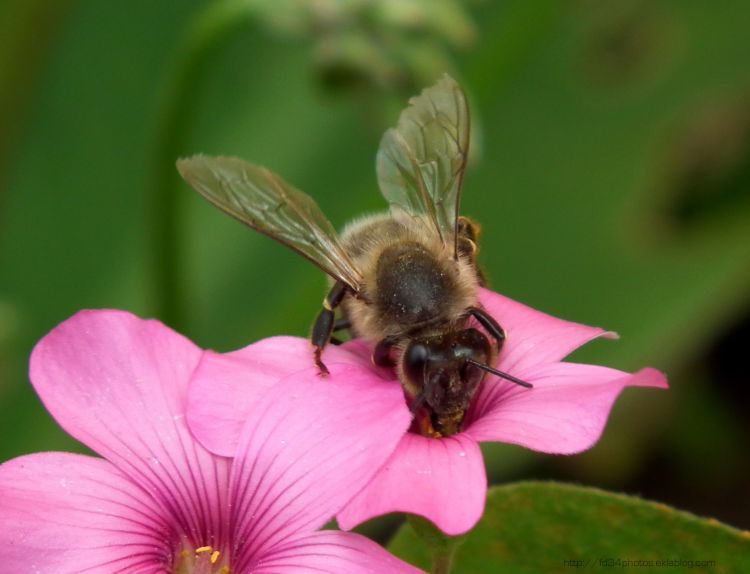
[402,328,492,433]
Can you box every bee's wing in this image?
[177,155,363,292]
[376,74,470,256]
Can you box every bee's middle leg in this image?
[329,318,352,345]
[311,281,348,375]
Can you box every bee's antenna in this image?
[410,367,435,416]
[410,393,427,416]
[466,359,533,389]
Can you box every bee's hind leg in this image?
[311,281,349,375]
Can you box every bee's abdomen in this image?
[375,242,452,326]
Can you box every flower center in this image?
[173,544,230,574]
[409,408,445,438]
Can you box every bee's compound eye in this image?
[453,328,491,362]
[403,341,430,384]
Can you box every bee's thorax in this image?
[338,212,479,342]
[375,241,451,326]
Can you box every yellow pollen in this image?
[195,545,213,554]
[211,550,220,564]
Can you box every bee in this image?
[177,74,532,438]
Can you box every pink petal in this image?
[0,452,168,574]
[465,363,668,454]
[227,363,411,567]
[29,310,232,545]
[187,336,379,457]
[337,432,486,536]
[252,530,425,573]
[479,288,616,373]
[187,337,308,457]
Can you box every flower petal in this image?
[227,363,411,566]
[252,530,425,573]
[479,288,616,372]
[29,310,232,545]
[0,452,167,574]
[337,432,486,536]
[187,336,374,457]
[465,363,668,454]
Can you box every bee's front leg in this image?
[372,337,399,368]
[311,281,349,376]
[467,306,506,353]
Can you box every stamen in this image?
[173,541,230,573]
[419,415,442,438]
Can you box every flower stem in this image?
[432,550,457,574]
[407,515,464,574]
[151,0,259,329]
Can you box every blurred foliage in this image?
[0,0,70,180]
[389,482,750,573]
[259,0,478,93]
[0,0,748,541]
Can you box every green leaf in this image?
[389,482,750,574]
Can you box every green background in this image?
[1,0,748,550]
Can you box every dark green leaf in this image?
[389,482,750,574]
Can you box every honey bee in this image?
[177,74,531,438]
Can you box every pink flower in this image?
[187,288,668,536]
[0,310,424,574]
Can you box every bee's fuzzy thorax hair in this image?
[338,211,480,343]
